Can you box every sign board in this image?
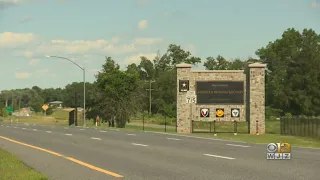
[200,108,210,117]
[231,108,240,117]
[215,108,224,117]
[186,96,196,103]
[196,81,244,104]
[6,106,13,113]
[42,104,49,111]
[179,80,189,92]
[186,91,196,103]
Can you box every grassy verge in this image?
[7,109,320,148]
[4,116,67,126]
[0,147,48,180]
[91,122,320,148]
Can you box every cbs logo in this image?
[267,143,291,153]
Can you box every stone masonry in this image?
[176,63,267,134]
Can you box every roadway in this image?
[0,122,319,180]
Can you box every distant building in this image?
[48,101,63,108]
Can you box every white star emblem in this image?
[182,83,186,87]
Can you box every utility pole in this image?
[11,94,13,111]
[74,92,78,126]
[146,80,155,115]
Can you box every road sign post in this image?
[231,108,240,135]
[42,104,49,116]
[186,91,196,104]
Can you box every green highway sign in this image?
[6,106,13,113]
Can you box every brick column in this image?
[176,63,192,133]
[248,63,267,134]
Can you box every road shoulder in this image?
[0,138,118,180]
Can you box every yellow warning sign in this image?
[215,108,224,117]
[42,104,49,111]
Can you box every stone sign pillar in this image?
[176,63,192,133]
[248,63,267,134]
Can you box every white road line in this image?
[132,143,148,147]
[127,134,136,136]
[203,154,235,160]
[110,129,119,131]
[22,128,26,130]
[145,131,251,144]
[226,144,250,148]
[79,129,85,130]
[100,130,107,133]
[1,125,3,126]
[91,137,101,140]
[166,137,180,141]
[65,134,72,136]
[14,127,18,128]
[46,131,52,133]
[33,129,37,131]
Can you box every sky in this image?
[0,0,319,91]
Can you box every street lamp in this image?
[45,55,86,128]
[141,68,155,115]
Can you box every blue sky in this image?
[0,0,319,91]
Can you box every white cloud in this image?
[1,32,166,67]
[0,32,35,48]
[125,53,157,64]
[34,39,137,56]
[15,72,31,79]
[138,20,148,30]
[28,59,39,65]
[133,37,163,45]
[0,0,29,9]
[311,1,320,8]
[111,36,120,43]
[24,51,33,58]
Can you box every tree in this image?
[0,28,319,122]
[256,28,320,116]
[93,57,142,127]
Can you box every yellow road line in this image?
[0,136,124,178]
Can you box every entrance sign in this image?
[196,81,244,104]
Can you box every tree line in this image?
[0,28,319,127]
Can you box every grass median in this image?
[0,147,48,180]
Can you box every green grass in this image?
[0,147,48,180]
[7,116,67,125]
[122,123,320,148]
[50,109,71,120]
[131,114,176,126]
[9,109,320,148]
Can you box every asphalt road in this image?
[0,122,319,180]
